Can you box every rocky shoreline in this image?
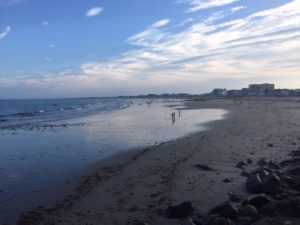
[159,148,300,225]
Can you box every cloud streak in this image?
[177,0,239,12]
[86,7,104,17]
[0,26,11,40]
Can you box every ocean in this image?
[0,98,134,129]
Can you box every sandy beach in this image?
[16,97,300,225]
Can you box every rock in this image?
[209,202,239,220]
[257,158,268,166]
[244,194,271,208]
[182,217,197,225]
[237,216,252,224]
[252,217,300,225]
[267,161,281,170]
[134,223,149,225]
[286,165,300,175]
[276,198,294,216]
[247,173,264,193]
[241,170,250,178]
[246,170,281,195]
[223,178,232,183]
[193,214,217,225]
[259,202,276,216]
[287,197,300,217]
[165,201,194,218]
[247,159,253,164]
[239,205,258,217]
[210,217,234,225]
[236,161,247,169]
[195,164,213,171]
[261,172,281,195]
[267,143,274,147]
[228,192,242,203]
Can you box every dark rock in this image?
[210,217,234,225]
[195,164,213,171]
[247,170,281,195]
[209,202,239,220]
[247,173,264,193]
[165,201,194,218]
[236,161,247,169]
[247,159,253,164]
[252,217,300,225]
[291,150,300,157]
[237,216,253,224]
[228,192,242,203]
[259,201,276,216]
[276,198,294,216]
[286,165,300,175]
[193,214,218,225]
[244,194,271,208]
[241,170,250,178]
[261,172,281,195]
[239,205,258,217]
[267,143,274,147]
[287,197,300,217]
[257,158,268,166]
[223,178,232,183]
[267,161,281,170]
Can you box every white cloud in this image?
[128,19,171,47]
[2,1,300,98]
[42,21,49,26]
[177,0,239,12]
[0,26,11,40]
[231,5,245,12]
[173,18,194,28]
[150,19,171,28]
[86,7,103,17]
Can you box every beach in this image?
[12,97,300,225]
[0,99,226,224]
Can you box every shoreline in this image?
[1,100,226,225]
[16,97,300,225]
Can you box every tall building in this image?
[248,83,275,96]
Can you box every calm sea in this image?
[0,98,134,128]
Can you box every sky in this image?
[0,0,300,99]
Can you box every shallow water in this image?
[0,99,227,224]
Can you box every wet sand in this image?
[0,100,226,225]
[14,98,300,225]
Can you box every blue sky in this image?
[0,0,299,98]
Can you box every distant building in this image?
[248,83,275,96]
[227,89,242,97]
[273,89,292,96]
[241,88,249,96]
[212,88,227,97]
[294,89,300,96]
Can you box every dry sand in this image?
[18,97,300,225]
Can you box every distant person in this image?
[171,112,176,123]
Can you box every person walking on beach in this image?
[171,112,176,124]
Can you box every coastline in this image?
[16,97,300,225]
